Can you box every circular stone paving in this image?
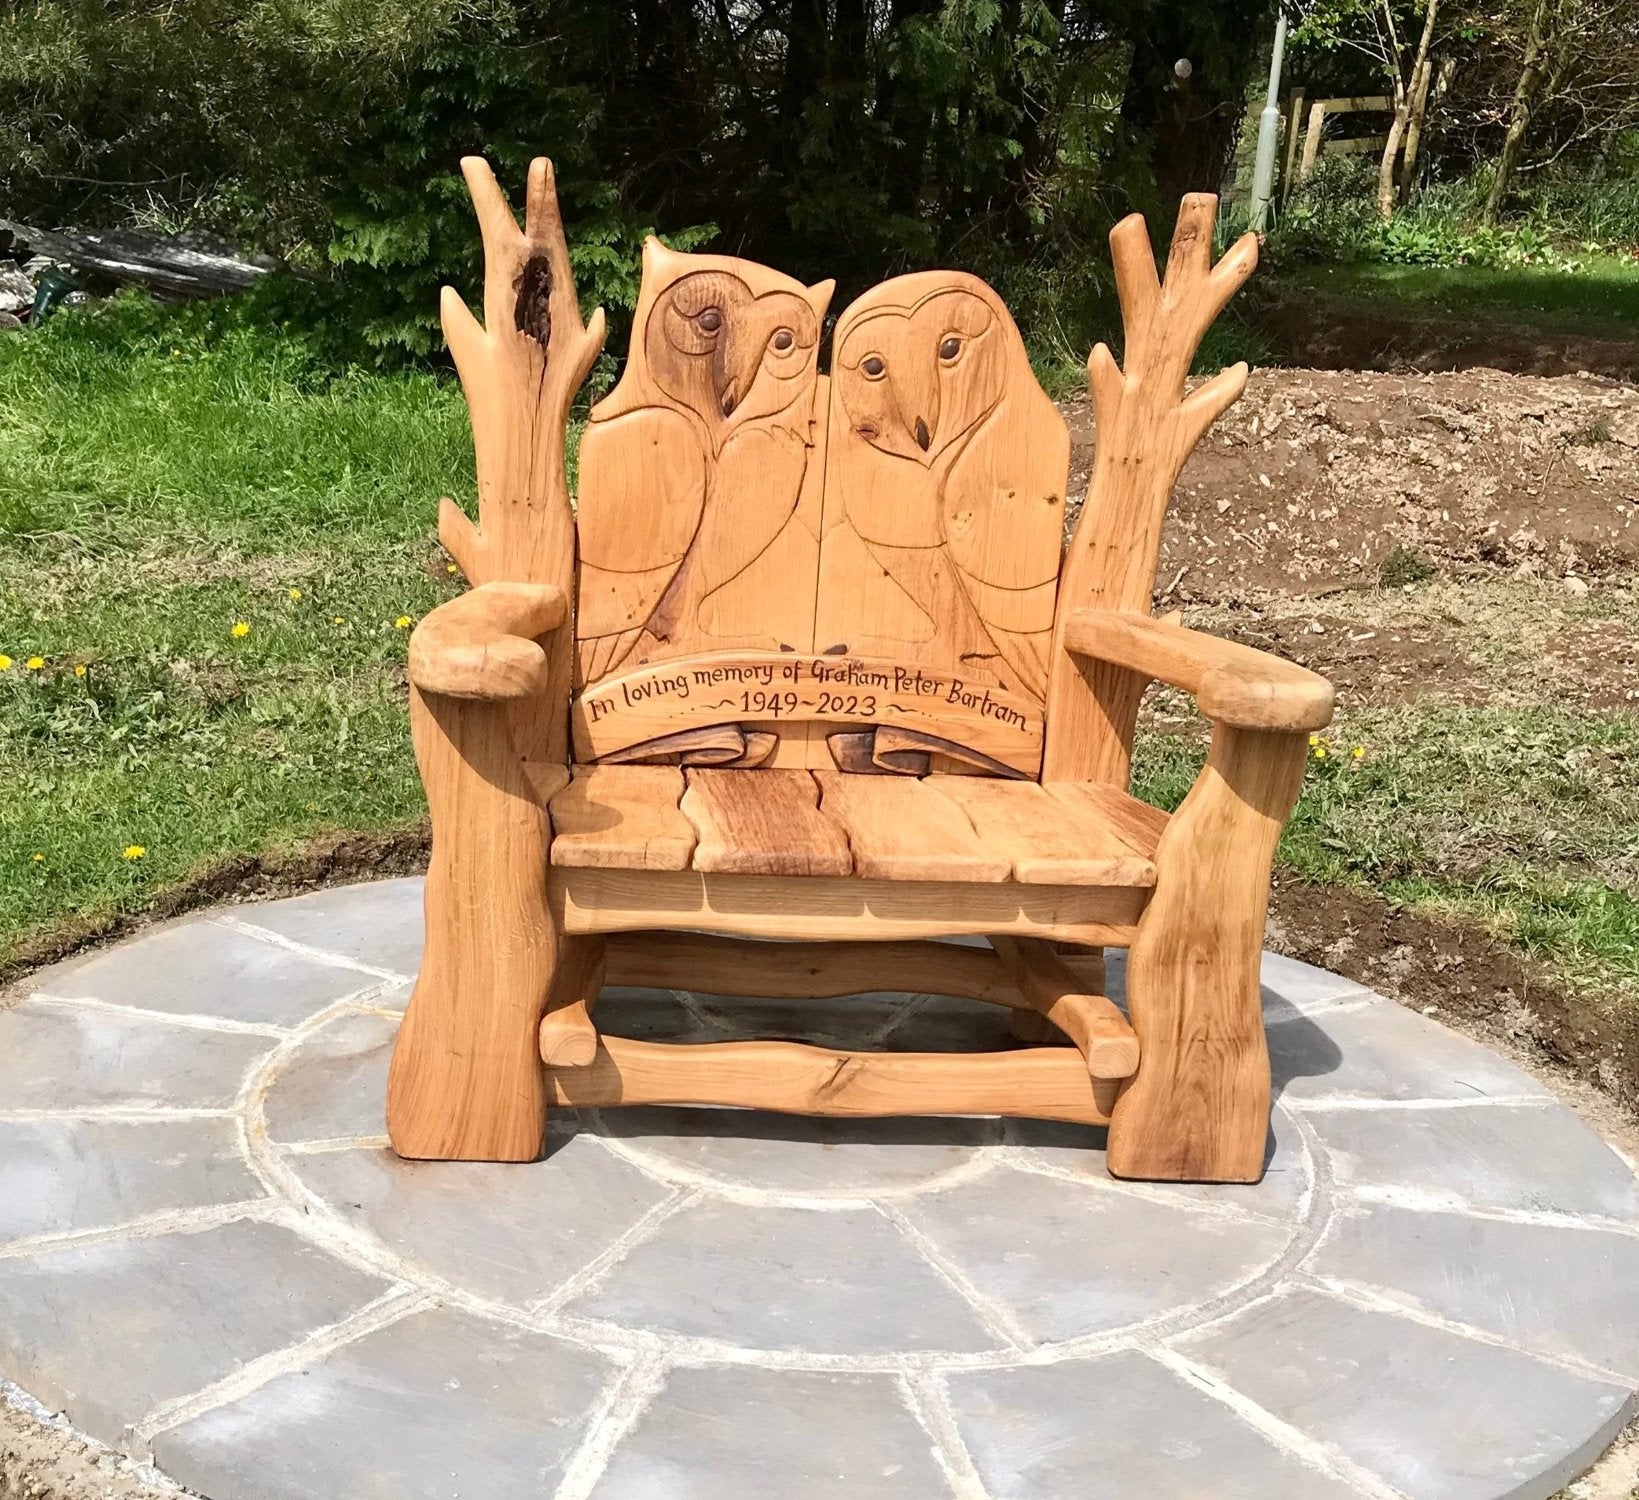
[3,879,1638,1500]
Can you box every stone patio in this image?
[2,877,1637,1499]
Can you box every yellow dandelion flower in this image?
[445,563,458,575]
[1314,745,1328,760]
[1307,732,1319,747]
[394,615,412,629]
[288,588,304,602]
[231,621,250,638]
[122,845,147,861]
[25,656,44,670]
[0,654,11,671]
[1352,745,1365,760]
[333,615,347,626]
[31,852,44,863]
[73,664,87,678]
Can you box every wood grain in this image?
[551,867,1147,945]
[814,772,1009,881]
[388,155,600,1162]
[681,768,852,876]
[407,583,566,700]
[816,271,1070,711]
[544,1035,1116,1125]
[547,765,695,871]
[932,777,1161,886]
[1107,724,1307,1182]
[572,650,1044,778]
[604,932,1025,1004]
[990,935,1139,1080]
[574,242,832,704]
[539,936,605,1067]
[1044,194,1258,785]
[1061,608,1334,732]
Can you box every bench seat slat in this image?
[932,777,1161,886]
[548,765,696,871]
[681,768,853,877]
[814,771,1011,882]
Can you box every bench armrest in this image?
[1061,608,1333,733]
[408,582,568,700]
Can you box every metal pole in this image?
[1247,10,1288,233]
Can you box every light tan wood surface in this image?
[552,868,1145,945]
[539,937,605,1067]
[1061,608,1334,732]
[572,651,1043,778]
[933,777,1161,886]
[681,768,853,877]
[574,243,832,697]
[816,272,1069,702]
[407,583,566,701]
[544,1035,1116,1125]
[989,936,1139,1080]
[547,765,696,871]
[813,772,1010,881]
[1108,725,1306,1182]
[604,932,1024,1004]
[388,155,603,1162]
[1044,194,1259,785]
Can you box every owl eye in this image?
[939,336,962,362]
[861,355,887,379]
[696,307,723,333]
[771,328,794,352]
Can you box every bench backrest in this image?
[571,243,1069,779]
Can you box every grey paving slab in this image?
[594,1106,993,1197]
[946,1349,1365,1500]
[1179,1285,1638,1500]
[37,917,376,1027]
[593,987,730,1044]
[0,1218,387,1449]
[1006,1107,1311,1218]
[0,1117,262,1244]
[689,989,916,1046]
[590,1364,949,1499]
[1259,950,1374,1010]
[153,1304,612,1500]
[1311,1202,1639,1380]
[288,1138,674,1309]
[567,1198,999,1355]
[900,1166,1291,1344]
[1272,1000,1549,1102]
[1317,1102,1639,1220]
[3,881,1638,1500]
[0,1000,272,1110]
[882,993,1021,1052]
[262,1009,397,1143]
[232,877,424,976]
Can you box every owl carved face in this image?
[835,282,1009,466]
[639,243,832,438]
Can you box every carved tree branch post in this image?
[1045,196,1299,1182]
[387,158,606,1161]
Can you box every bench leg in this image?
[1106,726,1306,1182]
[387,687,559,1162]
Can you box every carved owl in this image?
[576,239,834,682]
[819,271,1069,700]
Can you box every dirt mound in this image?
[1065,366,1639,603]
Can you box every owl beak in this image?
[714,326,764,420]
[913,417,931,452]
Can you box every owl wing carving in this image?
[938,402,1070,699]
[575,403,706,681]
[819,271,1070,703]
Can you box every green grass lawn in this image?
[3,299,1637,1027]
[1279,252,1639,334]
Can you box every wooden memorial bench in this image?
[385,156,1334,1183]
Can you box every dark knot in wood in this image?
[513,253,554,347]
